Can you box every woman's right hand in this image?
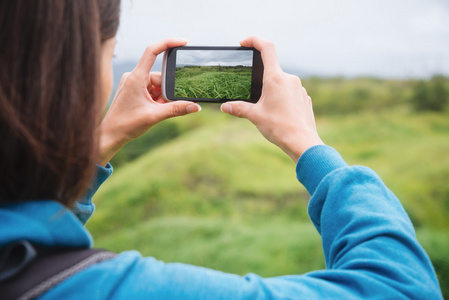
[98,38,201,167]
[220,36,324,163]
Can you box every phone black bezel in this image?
[164,46,263,103]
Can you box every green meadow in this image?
[88,76,449,297]
[174,65,252,99]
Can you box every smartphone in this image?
[161,46,263,103]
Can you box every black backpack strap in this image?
[0,240,116,300]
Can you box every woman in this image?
[0,0,443,299]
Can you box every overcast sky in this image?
[176,50,253,67]
[114,0,449,78]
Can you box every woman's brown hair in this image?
[0,0,120,206]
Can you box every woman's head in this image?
[0,0,120,206]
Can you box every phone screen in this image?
[162,47,263,103]
[175,49,254,100]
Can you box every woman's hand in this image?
[220,36,324,163]
[98,38,201,166]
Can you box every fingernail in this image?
[221,103,232,114]
[187,103,201,113]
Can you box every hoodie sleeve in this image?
[295,145,443,299]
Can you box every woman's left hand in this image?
[98,38,201,166]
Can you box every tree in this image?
[411,75,448,112]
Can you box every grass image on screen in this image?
[174,50,253,100]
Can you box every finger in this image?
[148,72,162,97]
[240,36,282,73]
[302,86,311,101]
[220,101,255,119]
[135,38,188,75]
[151,86,162,99]
[302,86,307,97]
[150,72,162,87]
[118,72,131,89]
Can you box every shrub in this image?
[411,75,448,112]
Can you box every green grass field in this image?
[174,65,252,99]
[91,77,449,297]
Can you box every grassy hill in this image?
[87,78,449,296]
[175,65,252,99]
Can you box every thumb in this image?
[155,101,202,122]
[220,101,255,119]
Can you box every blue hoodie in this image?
[0,145,443,299]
